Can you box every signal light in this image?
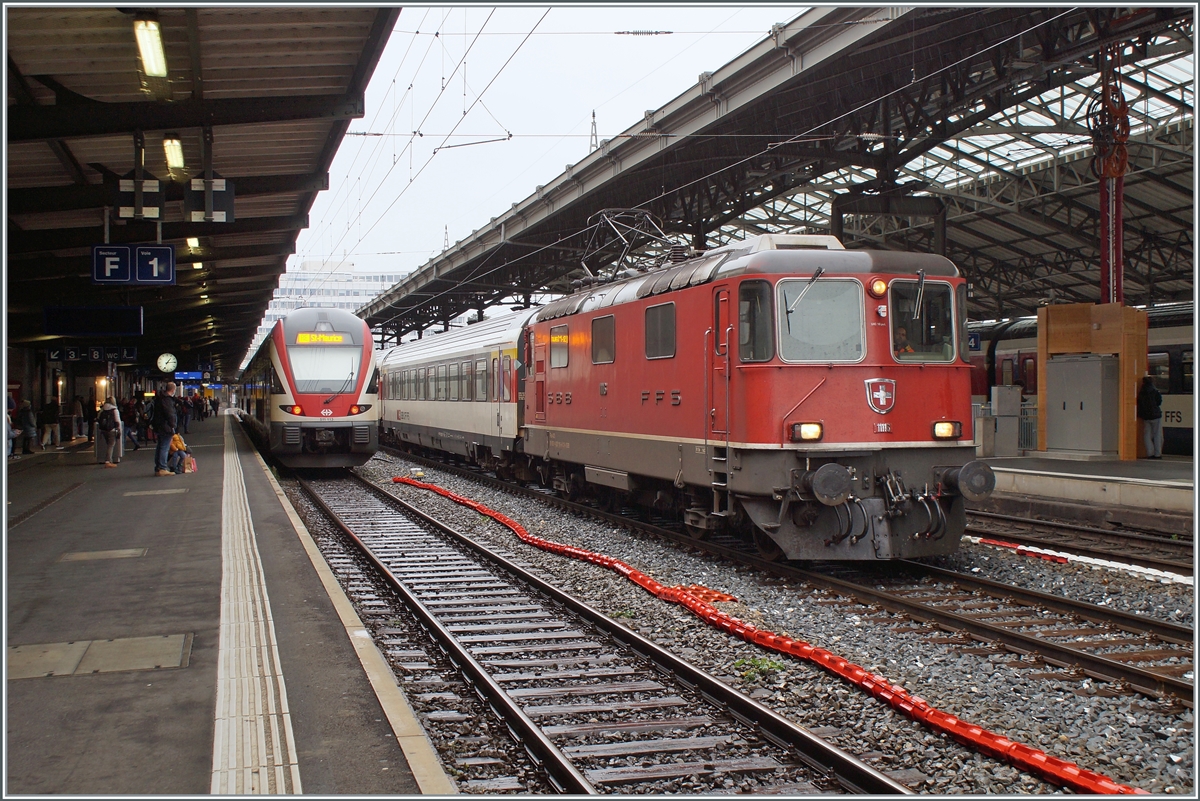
[280,405,303,415]
[933,421,962,439]
[790,422,824,442]
[868,278,888,298]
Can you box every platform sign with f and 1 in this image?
[92,246,131,284]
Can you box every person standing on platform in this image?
[211,396,220,417]
[72,395,84,437]
[40,396,62,449]
[153,383,179,476]
[97,397,121,467]
[1137,374,1164,459]
[17,399,38,454]
[178,394,191,434]
[121,399,141,451]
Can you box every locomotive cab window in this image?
[889,280,956,363]
[738,280,774,362]
[778,279,864,362]
[645,302,676,359]
[591,315,615,364]
[550,325,569,368]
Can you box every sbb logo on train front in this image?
[864,378,896,414]
[321,408,333,416]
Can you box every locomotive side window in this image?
[738,280,774,362]
[645,302,676,359]
[367,366,379,395]
[591,315,615,364]
[475,359,488,401]
[777,279,864,362]
[889,280,955,363]
[269,365,285,394]
[550,325,569,368]
[449,363,460,401]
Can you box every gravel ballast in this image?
[357,454,1195,794]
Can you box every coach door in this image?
[533,342,547,423]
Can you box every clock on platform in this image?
[156,352,178,373]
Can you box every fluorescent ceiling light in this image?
[134,19,168,78]
[193,262,204,270]
[163,136,185,169]
[186,237,200,249]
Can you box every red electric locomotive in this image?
[523,233,994,560]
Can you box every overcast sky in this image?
[291,5,810,281]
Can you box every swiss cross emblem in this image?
[865,378,896,414]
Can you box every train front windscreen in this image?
[288,332,362,394]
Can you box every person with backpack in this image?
[152,383,179,476]
[97,396,122,467]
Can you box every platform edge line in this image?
[248,446,458,795]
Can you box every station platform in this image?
[975,453,1195,533]
[5,413,454,795]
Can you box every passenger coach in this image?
[238,307,379,468]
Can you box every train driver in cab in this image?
[894,326,915,354]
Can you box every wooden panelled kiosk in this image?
[1036,302,1149,460]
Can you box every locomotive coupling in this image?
[938,461,996,502]
[798,463,853,506]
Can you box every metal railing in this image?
[973,399,1038,452]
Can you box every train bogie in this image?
[238,307,379,468]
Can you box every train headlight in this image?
[932,421,962,439]
[349,404,372,415]
[790,422,824,442]
[280,405,303,416]
[868,278,888,298]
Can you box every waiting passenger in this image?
[1137,374,1163,459]
[167,433,193,474]
[97,397,121,467]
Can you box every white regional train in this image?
[377,310,536,480]
[238,307,379,467]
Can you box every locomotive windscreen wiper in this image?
[785,266,824,333]
[321,369,352,407]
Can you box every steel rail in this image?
[348,472,912,796]
[298,476,597,795]
[895,562,1193,644]
[967,509,1193,544]
[964,524,1193,577]
[381,449,1194,703]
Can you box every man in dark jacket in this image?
[153,382,179,476]
[1137,375,1163,459]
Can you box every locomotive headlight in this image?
[868,278,888,297]
[790,422,824,442]
[280,405,303,416]
[349,404,372,415]
[933,421,962,439]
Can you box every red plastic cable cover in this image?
[391,476,1147,795]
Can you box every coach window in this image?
[476,359,488,401]
[778,279,864,362]
[502,356,513,401]
[645,303,676,359]
[591,315,616,364]
[437,364,448,400]
[889,280,955,363]
[449,363,460,401]
[462,361,473,401]
[427,366,436,400]
[550,325,569,368]
[738,280,774,362]
[1148,353,1171,393]
[1184,351,1193,394]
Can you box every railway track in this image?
[382,448,1194,707]
[298,472,911,795]
[965,510,1194,576]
